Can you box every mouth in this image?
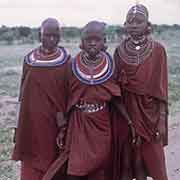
[127,29,142,36]
[86,48,100,59]
[90,48,100,55]
[89,45,99,50]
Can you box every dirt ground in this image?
[165,112,180,180]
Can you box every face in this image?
[82,34,104,58]
[40,25,60,51]
[125,12,148,38]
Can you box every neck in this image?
[40,46,57,55]
[88,54,97,61]
[130,35,147,44]
[84,51,101,61]
[81,51,102,66]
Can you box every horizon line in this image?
[0,23,180,28]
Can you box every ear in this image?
[104,37,107,43]
[123,24,128,36]
[101,37,108,51]
[79,40,84,50]
[59,30,62,40]
[102,44,108,52]
[38,30,42,42]
[148,22,153,33]
[145,21,153,35]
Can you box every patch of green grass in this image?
[0,129,13,160]
[0,163,18,180]
[0,128,18,180]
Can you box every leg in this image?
[133,147,147,180]
[121,140,132,180]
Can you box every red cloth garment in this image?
[21,161,44,180]
[66,71,120,176]
[43,52,122,180]
[108,108,130,180]
[12,47,70,174]
[21,161,61,180]
[114,41,168,180]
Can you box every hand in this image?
[56,127,66,152]
[130,125,136,144]
[132,135,142,147]
[129,125,142,147]
[158,103,168,144]
[155,131,161,142]
[156,115,167,143]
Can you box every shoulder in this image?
[113,39,126,59]
[23,47,38,64]
[65,56,73,76]
[24,48,35,57]
[152,40,167,54]
[58,46,71,59]
[152,40,167,66]
[113,45,123,68]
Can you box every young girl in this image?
[43,21,131,180]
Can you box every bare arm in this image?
[112,98,136,143]
[157,101,168,145]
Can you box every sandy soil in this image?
[165,112,180,180]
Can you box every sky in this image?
[0,0,179,27]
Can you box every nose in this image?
[89,40,96,46]
[50,36,55,41]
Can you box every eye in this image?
[85,37,91,41]
[84,36,102,42]
[43,33,59,38]
[95,37,102,41]
[136,17,145,24]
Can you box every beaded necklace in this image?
[72,51,114,85]
[118,36,154,65]
[25,46,69,67]
[81,51,103,67]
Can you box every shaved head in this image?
[39,18,61,51]
[40,18,60,35]
[80,21,107,58]
[81,21,106,39]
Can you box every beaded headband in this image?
[127,4,149,20]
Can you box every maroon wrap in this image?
[43,58,122,180]
[12,52,69,173]
[113,41,168,180]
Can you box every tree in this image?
[18,26,31,38]
[0,31,14,45]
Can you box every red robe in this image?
[114,41,168,180]
[43,54,122,180]
[12,48,70,178]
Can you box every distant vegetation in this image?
[0,24,179,45]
